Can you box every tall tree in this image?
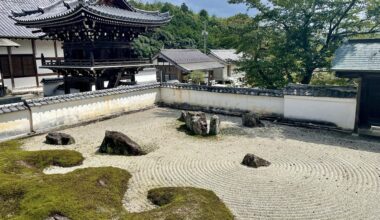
[229,0,380,85]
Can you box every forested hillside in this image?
[130,1,250,57]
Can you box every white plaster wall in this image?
[56,41,64,57]
[284,95,356,130]
[0,111,30,140]
[31,88,160,132]
[213,68,225,81]
[160,88,284,116]
[35,40,55,57]
[3,75,57,89]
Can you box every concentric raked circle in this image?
[21,108,380,220]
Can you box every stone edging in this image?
[161,83,284,97]
[25,83,161,107]
[283,85,357,98]
[0,102,27,114]
[161,83,357,98]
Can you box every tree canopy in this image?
[228,0,380,87]
[129,1,238,57]
[130,0,380,88]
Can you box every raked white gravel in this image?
[22,108,380,220]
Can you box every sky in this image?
[139,0,255,17]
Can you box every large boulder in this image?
[191,116,208,136]
[185,111,208,135]
[242,154,271,168]
[99,131,146,156]
[178,111,187,122]
[45,132,75,145]
[209,115,221,135]
[242,112,263,128]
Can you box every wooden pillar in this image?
[354,77,362,133]
[53,40,58,58]
[53,40,59,77]
[64,73,70,94]
[7,46,15,89]
[31,39,39,87]
[0,68,4,94]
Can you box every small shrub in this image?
[185,71,206,85]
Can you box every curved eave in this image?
[11,7,171,28]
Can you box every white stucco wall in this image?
[3,75,58,89]
[0,39,63,88]
[0,110,31,140]
[284,95,356,130]
[0,85,358,141]
[160,87,284,116]
[31,88,160,132]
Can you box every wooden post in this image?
[7,46,15,89]
[64,73,70,94]
[0,68,4,95]
[354,77,362,133]
[31,39,39,87]
[53,40,58,58]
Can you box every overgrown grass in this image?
[0,140,233,220]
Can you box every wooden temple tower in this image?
[11,0,171,93]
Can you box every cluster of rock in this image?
[45,132,75,145]
[242,154,271,168]
[99,131,146,156]
[242,112,263,128]
[179,111,220,136]
[44,130,146,156]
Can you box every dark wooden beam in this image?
[7,47,15,89]
[31,39,40,87]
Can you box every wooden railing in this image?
[41,55,152,67]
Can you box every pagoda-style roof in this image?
[10,0,171,28]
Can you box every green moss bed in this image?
[0,140,233,220]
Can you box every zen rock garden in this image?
[15,108,380,219]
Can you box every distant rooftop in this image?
[0,0,55,38]
[10,0,171,28]
[332,39,380,73]
[210,49,242,63]
[158,49,224,72]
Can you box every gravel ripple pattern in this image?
[22,108,380,220]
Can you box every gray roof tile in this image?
[0,0,56,38]
[11,0,171,25]
[158,49,224,72]
[332,39,380,72]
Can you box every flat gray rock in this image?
[45,132,75,145]
[242,154,271,168]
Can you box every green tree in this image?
[199,9,209,20]
[180,3,189,13]
[229,0,380,86]
[130,1,228,54]
[184,71,206,85]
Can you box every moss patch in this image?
[0,140,233,220]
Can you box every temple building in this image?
[10,0,171,93]
[332,39,380,135]
[0,0,64,91]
